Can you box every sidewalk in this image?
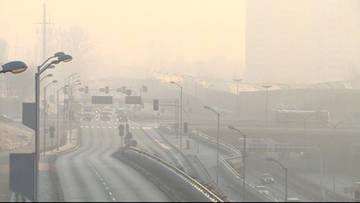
[39,130,80,202]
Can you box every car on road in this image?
[100,111,112,121]
[82,113,94,121]
[261,173,275,185]
[255,185,271,196]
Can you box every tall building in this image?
[245,0,360,84]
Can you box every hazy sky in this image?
[1,0,360,84]
[0,0,245,80]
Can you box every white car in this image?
[261,173,275,184]
[255,185,271,196]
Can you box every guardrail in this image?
[190,129,240,155]
[190,129,278,202]
[122,147,224,202]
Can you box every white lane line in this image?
[109,192,113,196]
[112,197,117,202]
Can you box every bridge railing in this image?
[124,147,225,202]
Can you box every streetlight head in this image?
[170,81,175,84]
[1,61,28,74]
[52,80,58,84]
[48,65,56,69]
[204,105,211,110]
[228,125,235,130]
[47,74,53,77]
[54,52,65,58]
[58,54,73,63]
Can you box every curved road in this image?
[56,120,170,202]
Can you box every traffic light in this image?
[184,122,188,134]
[118,124,125,137]
[105,86,109,94]
[84,86,89,94]
[153,99,159,111]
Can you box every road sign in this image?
[22,103,36,130]
[10,153,35,201]
[92,96,113,104]
[125,96,142,104]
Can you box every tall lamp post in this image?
[262,84,272,126]
[34,52,72,201]
[170,81,183,151]
[266,157,287,202]
[63,74,80,143]
[233,79,242,114]
[67,79,81,143]
[56,84,68,151]
[204,105,220,186]
[228,125,247,201]
[43,79,58,156]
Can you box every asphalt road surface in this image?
[56,120,170,202]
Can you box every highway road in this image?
[160,129,313,202]
[56,120,170,202]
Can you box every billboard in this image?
[22,103,36,130]
[91,96,113,104]
[10,153,35,201]
[125,96,142,104]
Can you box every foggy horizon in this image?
[1,1,360,202]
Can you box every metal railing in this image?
[125,147,224,202]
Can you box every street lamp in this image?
[56,85,68,151]
[262,84,272,126]
[66,78,82,143]
[233,79,242,114]
[228,125,247,201]
[43,80,57,156]
[204,105,220,186]
[266,157,287,202]
[40,73,53,82]
[0,61,28,74]
[170,81,183,151]
[34,52,72,201]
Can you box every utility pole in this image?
[42,3,47,60]
[38,3,52,60]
